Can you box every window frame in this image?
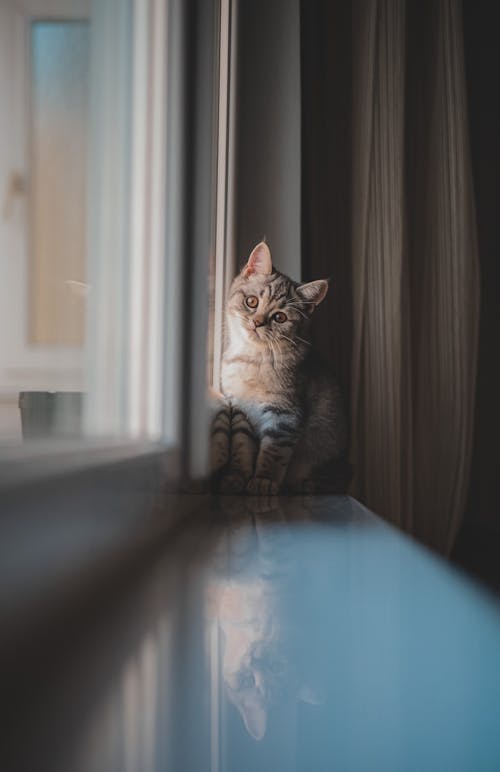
[0,0,233,490]
[211,0,237,393]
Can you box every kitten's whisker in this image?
[280,334,296,347]
[271,337,283,369]
[268,338,277,369]
[295,336,311,346]
[269,338,280,365]
[277,339,284,367]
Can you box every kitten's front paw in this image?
[219,472,248,494]
[246,477,279,496]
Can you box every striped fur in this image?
[213,242,349,494]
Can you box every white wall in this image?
[234,0,301,280]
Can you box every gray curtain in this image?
[303,0,480,553]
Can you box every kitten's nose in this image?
[252,318,265,329]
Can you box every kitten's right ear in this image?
[239,701,267,741]
[242,242,273,277]
[296,279,329,310]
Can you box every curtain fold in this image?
[351,0,411,531]
[407,0,480,552]
[350,0,479,553]
[302,0,480,553]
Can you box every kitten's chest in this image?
[221,357,285,404]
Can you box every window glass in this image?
[30,21,89,347]
[0,0,217,455]
[0,11,91,443]
[0,3,138,444]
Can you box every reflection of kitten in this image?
[219,581,318,741]
[212,241,350,495]
[211,498,320,741]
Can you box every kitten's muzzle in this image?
[251,317,266,329]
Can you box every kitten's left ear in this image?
[297,279,329,310]
[243,241,273,277]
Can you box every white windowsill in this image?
[0,437,180,490]
[0,438,201,656]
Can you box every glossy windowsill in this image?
[2,493,500,771]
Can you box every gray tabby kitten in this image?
[212,241,349,495]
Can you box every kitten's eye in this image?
[273,311,287,324]
[245,295,258,309]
